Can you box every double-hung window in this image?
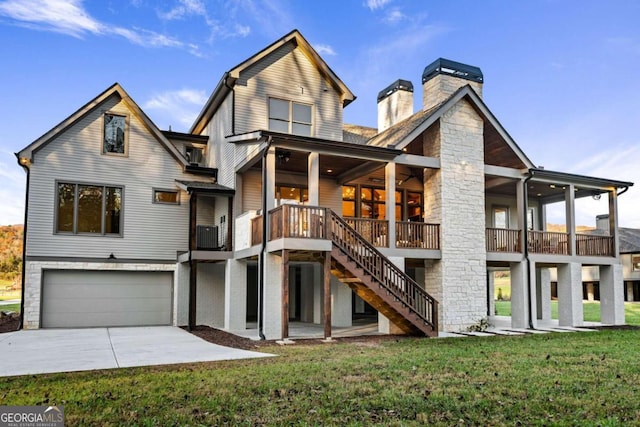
[268,98,312,136]
[56,182,123,235]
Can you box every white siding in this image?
[243,170,262,212]
[234,42,343,141]
[26,94,201,260]
[319,178,342,214]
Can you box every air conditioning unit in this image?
[196,225,218,250]
[186,147,203,165]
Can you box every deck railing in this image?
[486,228,521,253]
[269,204,329,240]
[344,218,388,247]
[396,222,440,249]
[576,233,613,257]
[527,230,570,255]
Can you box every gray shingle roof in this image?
[342,124,377,145]
[585,227,640,253]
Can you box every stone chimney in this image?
[422,58,483,111]
[377,79,414,132]
[596,214,610,232]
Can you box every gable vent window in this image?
[103,113,128,155]
[185,146,203,165]
[269,98,312,136]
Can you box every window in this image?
[633,255,640,272]
[342,185,409,220]
[527,208,535,231]
[407,192,423,221]
[276,185,308,205]
[185,146,203,165]
[269,98,312,136]
[56,182,122,235]
[342,186,356,217]
[154,189,179,204]
[493,206,509,229]
[103,113,127,154]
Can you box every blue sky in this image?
[1,0,639,227]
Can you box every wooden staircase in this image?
[329,212,438,337]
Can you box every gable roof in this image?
[190,29,356,135]
[17,83,188,167]
[365,85,536,169]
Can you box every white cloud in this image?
[143,89,208,130]
[0,0,200,54]
[383,8,405,24]
[159,0,206,21]
[365,0,391,11]
[314,44,336,56]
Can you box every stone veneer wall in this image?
[423,98,487,332]
[423,75,483,111]
[23,260,178,329]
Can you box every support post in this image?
[282,249,289,339]
[308,152,320,206]
[557,262,583,326]
[188,192,198,330]
[385,162,396,248]
[323,251,332,339]
[565,185,576,255]
[609,190,620,258]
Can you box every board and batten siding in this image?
[26,94,200,260]
[234,42,344,141]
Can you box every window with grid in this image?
[269,98,312,136]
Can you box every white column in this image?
[385,162,396,248]
[265,148,277,212]
[517,179,526,251]
[307,152,320,206]
[600,264,625,325]
[565,185,576,255]
[557,262,583,326]
[609,191,620,258]
[330,276,352,327]
[224,259,246,331]
[262,253,283,339]
[379,256,404,334]
[510,261,534,328]
[487,270,495,318]
[536,268,552,320]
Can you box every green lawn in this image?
[495,301,640,325]
[1,331,640,426]
[0,303,20,313]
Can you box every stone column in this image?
[600,264,625,325]
[557,262,583,326]
[224,259,247,331]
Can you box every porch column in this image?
[385,162,396,249]
[510,260,536,328]
[281,250,289,339]
[517,179,526,251]
[224,259,247,331]
[188,192,198,330]
[263,253,283,339]
[487,270,495,317]
[609,190,620,257]
[600,264,625,325]
[265,148,277,211]
[565,185,576,255]
[557,262,583,326]
[323,251,332,339]
[308,152,320,206]
[535,268,552,320]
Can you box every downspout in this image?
[258,136,273,340]
[15,154,29,330]
[523,170,535,329]
[617,185,630,197]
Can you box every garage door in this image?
[42,270,173,328]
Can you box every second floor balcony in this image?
[486,228,615,257]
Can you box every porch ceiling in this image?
[486,177,610,202]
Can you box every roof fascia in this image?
[529,168,634,190]
[189,72,231,135]
[390,86,536,169]
[18,83,121,160]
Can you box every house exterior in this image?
[16,30,633,338]
[547,215,640,302]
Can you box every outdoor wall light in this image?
[276,149,291,164]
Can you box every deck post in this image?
[565,185,576,256]
[282,249,289,339]
[323,250,332,339]
[385,162,397,249]
[188,192,198,330]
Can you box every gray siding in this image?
[206,95,234,188]
[235,42,344,141]
[243,170,262,212]
[26,94,200,260]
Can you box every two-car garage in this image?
[41,270,173,328]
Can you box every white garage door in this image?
[42,270,173,328]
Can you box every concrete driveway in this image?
[0,326,273,377]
